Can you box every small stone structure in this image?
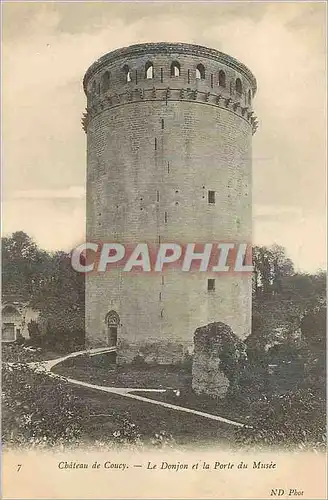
[1,297,40,342]
[192,322,246,398]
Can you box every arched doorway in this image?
[105,310,120,347]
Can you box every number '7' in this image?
[17,464,22,472]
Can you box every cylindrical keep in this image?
[83,42,257,364]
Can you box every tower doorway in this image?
[105,310,120,347]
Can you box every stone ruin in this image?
[192,322,247,398]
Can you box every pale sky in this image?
[2,1,326,272]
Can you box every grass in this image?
[52,353,251,424]
[128,390,251,424]
[52,352,192,389]
[68,384,238,447]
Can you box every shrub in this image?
[2,344,40,363]
[2,363,89,448]
[110,417,142,446]
[27,320,42,347]
[150,430,176,448]
[131,354,147,366]
[2,361,180,450]
[235,388,326,451]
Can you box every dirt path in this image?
[31,347,247,428]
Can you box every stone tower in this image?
[83,42,257,364]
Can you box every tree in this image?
[300,305,326,351]
[2,232,50,299]
[2,232,85,351]
[31,251,85,350]
[252,245,294,298]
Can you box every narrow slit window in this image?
[161,276,164,285]
[161,119,164,129]
[187,69,190,84]
[157,190,160,202]
[101,71,110,92]
[154,138,157,150]
[160,68,163,83]
[248,89,252,105]
[211,74,214,88]
[123,64,132,83]
[208,279,215,291]
[167,162,170,173]
[164,211,168,223]
[208,190,215,204]
[159,292,162,301]
[135,70,138,85]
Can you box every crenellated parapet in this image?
[82,42,258,133]
[81,85,259,134]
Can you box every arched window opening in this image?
[236,78,242,96]
[248,89,252,105]
[2,305,20,316]
[101,71,110,92]
[145,61,154,79]
[218,70,226,88]
[123,64,132,83]
[170,61,180,77]
[196,63,205,80]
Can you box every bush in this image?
[2,363,89,448]
[2,344,40,363]
[27,320,42,347]
[2,361,179,450]
[235,388,326,451]
[43,327,84,353]
[131,354,147,366]
[301,306,326,350]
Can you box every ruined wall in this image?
[83,43,257,363]
[192,322,247,398]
